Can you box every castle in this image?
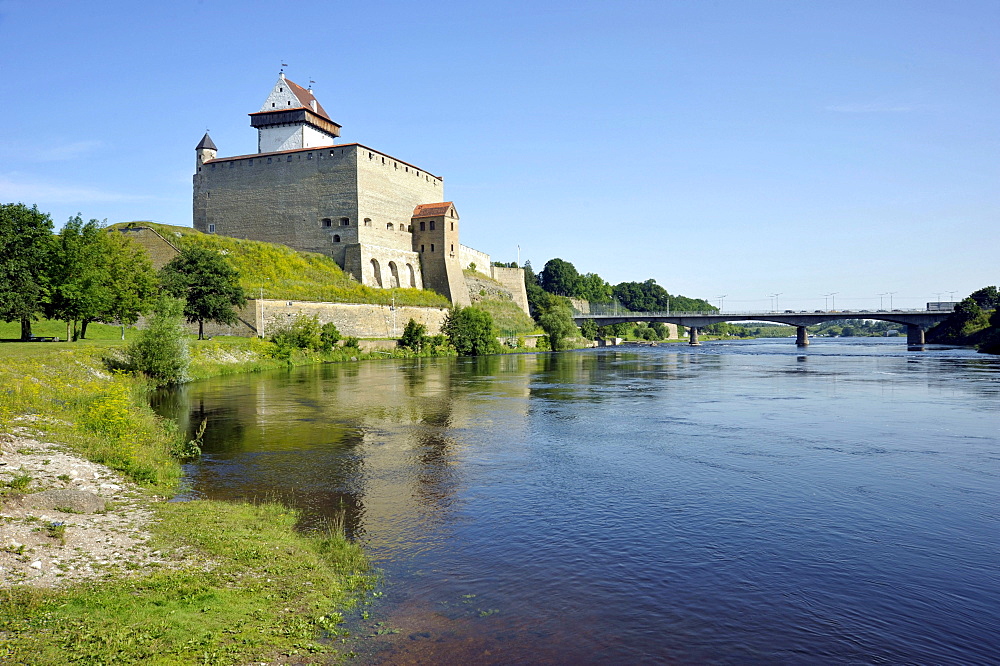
[193,72,526,310]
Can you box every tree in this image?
[969,286,1000,311]
[47,215,111,341]
[576,272,613,303]
[539,258,581,297]
[122,296,190,386]
[0,203,54,340]
[102,232,158,340]
[160,246,247,339]
[538,302,578,351]
[579,319,598,340]
[400,318,428,351]
[442,306,500,356]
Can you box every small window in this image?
[208,224,216,233]
[333,235,341,242]
[450,222,454,231]
[272,102,276,107]
[286,155,292,162]
[228,162,234,168]
[431,244,435,252]
[421,244,425,252]
[419,221,425,231]
[364,218,372,227]
[369,152,373,159]
[267,157,272,164]
[287,101,291,106]
[210,164,216,170]
[387,223,394,231]
[429,221,435,231]
[307,153,313,159]
[279,87,283,92]
[340,217,350,226]
[450,244,454,252]
[248,159,253,166]
[322,218,332,228]
[381,156,385,164]
[405,166,408,172]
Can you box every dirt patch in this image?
[0,428,169,588]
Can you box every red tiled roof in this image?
[285,77,330,120]
[412,202,455,218]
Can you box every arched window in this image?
[333,235,341,242]
[322,218,332,227]
[388,262,400,288]
[340,217,350,226]
[370,259,383,288]
[406,264,416,288]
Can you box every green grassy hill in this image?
[115,222,450,308]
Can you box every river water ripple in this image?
[156,339,1000,664]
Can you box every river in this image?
[154,339,1000,664]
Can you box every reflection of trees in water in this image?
[413,432,460,509]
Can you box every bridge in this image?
[570,308,951,347]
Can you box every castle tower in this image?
[250,73,342,153]
[195,132,217,169]
[410,202,470,306]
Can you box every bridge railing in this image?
[572,307,936,318]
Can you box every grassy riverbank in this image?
[0,337,377,664]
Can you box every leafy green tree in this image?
[121,296,189,386]
[320,322,341,350]
[47,215,111,341]
[523,261,551,320]
[0,203,53,340]
[102,232,158,340]
[579,319,598,340]
[539,258,581,297]
[538,302,578,351]
[160,246,247,339]
[400,318,428,351]
[612,279,714,313]
[443,306,501,356]
[969,286,1000,311]
[576,272,613,303]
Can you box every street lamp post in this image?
[717,295,727,313]
[824,292,838,311]
[878,293,886,310]
[769,293,782,312]
[887,291,897,311]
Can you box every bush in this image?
[538,305,578,351]
[400,319,428,351]
[343,336,360,349]
[269,314,338,354]
[442,306,501,356]
[320,322,341,349]
[122,297,190,386]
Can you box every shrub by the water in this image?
[400,319,428,351]
[443,306,501,356]
[121,297,189,386]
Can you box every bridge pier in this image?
[907,324,926,346]
[688,327,701,346]
[796,326,809,347]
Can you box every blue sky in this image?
[1,0,996,310]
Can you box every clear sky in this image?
[1,0,996,311]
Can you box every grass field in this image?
[115,222,450,308]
